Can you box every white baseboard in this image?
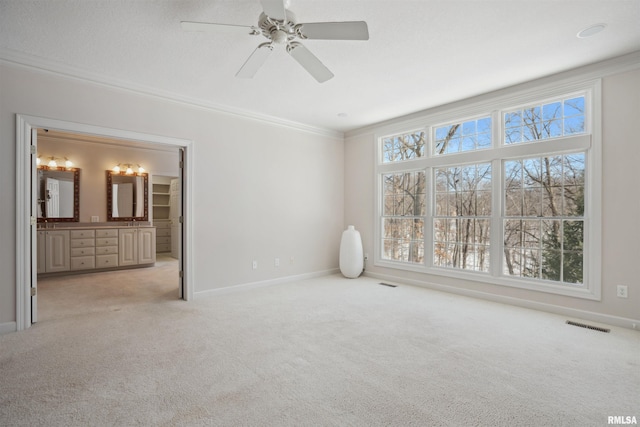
[365,271,640,331]
[0,321,17,335]
[194,268,340,299]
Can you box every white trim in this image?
[0,322,17,335]
[15,116,30,332]
[0,47,343,140]
[364,271,639,330]
[15,115,195,331]
[194,269,340,299]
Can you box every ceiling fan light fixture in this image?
[271,29,289,44]
[182,0,369,82]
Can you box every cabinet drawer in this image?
[96,237,118,246]
[95,245,118,255]
[96,254,118,268]
[156,243,171,252]
[156,236,171,245]
[156,228,171,237]
[96,229,119,238]
[70,229,95,239]
[71,256,95,270]
[71,247,95,257]
[70,238,95,248]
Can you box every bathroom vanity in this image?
[37,225,156,275]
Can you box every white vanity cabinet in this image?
[119,227,156,267]
[95,229,119,269]
[37,226,156,276]
[70,229,96,271]
[138,227,156,264]
[43,230,71,273]
[36,231,47,274]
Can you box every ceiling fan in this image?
[181,0,369,83]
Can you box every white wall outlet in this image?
[252,260,258,270]
[274,258,280,267]
[364,253,369,261]
[91,216,99,222]
[290,256,294,264]
[616,285,628,298]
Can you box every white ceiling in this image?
[1,0,639,133]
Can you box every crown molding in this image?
[0,47,344,140]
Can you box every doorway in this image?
[16,115,194,331]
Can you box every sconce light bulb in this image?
[126,166,134,175]
[36,157,41,166]
[113,165,120,173]
[138,165,145,173]
[48,159,57,168]
[65,159,73,168]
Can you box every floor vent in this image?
[566,320,610,333]
[378,282,397,288]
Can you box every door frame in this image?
[16,114,194,331]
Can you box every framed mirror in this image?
[106,171,148,221]
[37,167,80,222]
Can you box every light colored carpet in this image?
[1,258,638,426]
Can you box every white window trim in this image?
[374,79,601,300]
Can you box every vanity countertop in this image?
[37,223,155,230]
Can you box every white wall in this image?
[345,66,640,325]
[0,63,344,327]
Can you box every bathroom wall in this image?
[37,134,179,223]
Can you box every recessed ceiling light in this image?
[337,112,348,118]
[577,23,607,38]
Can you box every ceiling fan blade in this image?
[287,43,334,83]
[236,43,273,78]
[299,21,369,40]
[181,21,258,35]
[260,0,287,21]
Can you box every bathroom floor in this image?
[36,254,179,322]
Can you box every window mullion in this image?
[490,109,504,278]
[424,166,433,268]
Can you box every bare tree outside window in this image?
[434,164,492,272]
[382,171,426,263]
[377,93,591,290]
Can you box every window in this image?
[382,131,425,162]
[375,82,600,299]
[381,171,426,264]
[504,96,585,144]
[434,117,491,155]
[434,163,491,272]
[503,153,585,283]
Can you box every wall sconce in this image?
[37,155,74,169]
[112,163,146,175]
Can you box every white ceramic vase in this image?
[339,225,364,278]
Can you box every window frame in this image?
[374,79,601,300]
